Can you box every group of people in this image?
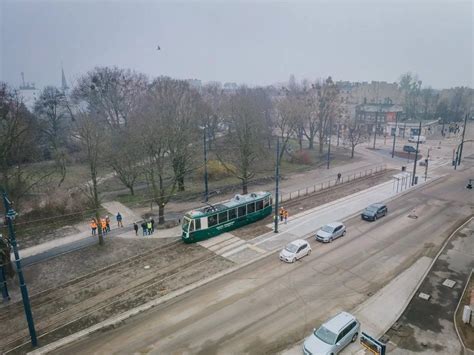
[90,212,123,236]
[279,207,289,224]
[133,218,155,236]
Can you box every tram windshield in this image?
[182,217,191,232]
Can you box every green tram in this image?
[181,191,272,243]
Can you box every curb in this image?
[378,216,474,340]
[454,268,474,355]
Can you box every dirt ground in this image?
[455,274,474,350]
[232,169,396,240]
[1,238,234,354]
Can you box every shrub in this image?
[196,160,236,180]
[290,150,313,165]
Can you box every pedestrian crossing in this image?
[198,233,266,261]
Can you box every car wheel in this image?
[291,257,296,263]
[329,237,333,243]
[384,210,387,216]
[373,215,377,221]
[307,249,311,256]
[351,333,358,343]
[342,230,346,236]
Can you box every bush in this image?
[196,160,236,180]
[290,150,313,165]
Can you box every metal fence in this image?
[279,164,387,203]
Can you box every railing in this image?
[279,164,387,203]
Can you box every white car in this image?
[279,239,311,263]
[315,222,346,243]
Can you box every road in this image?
[54,164,473,355]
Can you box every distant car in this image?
[315,222,346,243]
[408,135,426,143]
[279,239,311,263]
[361,203,387,221]
[403,145,417,153]
[303,311,360,355]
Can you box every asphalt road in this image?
[54,166,474,355]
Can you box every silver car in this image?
[303,311,360,355]
[315,222,346,243]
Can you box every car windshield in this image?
[366,206,378,212]
[321,225,335,233]
[314,326,337,345]
[285,243,298,253]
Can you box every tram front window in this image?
[182,217,191,232]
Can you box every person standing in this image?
[337,172,342,184]
[116,212,123,228]
[133,222,139,236]
[147,220,153,235]
[141,221,147,236]
[151,218,155,233]
[279,207,284,222]
[105,215,111,232]
[101,218,107,236]
[284,209,289,224]
[90,219,97,236]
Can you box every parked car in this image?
[361,203,387,221]
[403,145,417,153]
[315,222,346,243]
[279,239,311,263]
[303,311,360,355]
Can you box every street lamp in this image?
[274,138,280,233]
[2,193,37,347]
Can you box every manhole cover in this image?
[442,279,456,288]
[419,292,431,300]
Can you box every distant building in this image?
[355,102,403,135]
[223,82,238,91]
[61,67,69,93]
[18,72,40,111]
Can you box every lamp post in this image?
[202,127,209,202]
[274,138,280,233]
[411,122,422,186]
[457,113,469,165]
[327,121,332,169]
[391,112,399,158]
[3,193,37,347]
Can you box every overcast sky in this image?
[1,0,472,89]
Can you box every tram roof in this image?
[187,191,270,217]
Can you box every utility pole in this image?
[391,112,399,158]
[412,121,422,186]
[457,113,468,166]
[373,111,378,149]
[327,121,332,169]
[274,138,280,233]
[203,127,209,202]
[3,193,37,347]
[337,123,340,147]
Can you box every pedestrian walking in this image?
[279,207,284,222]
[116,212,123,228]
[133,222,139,236]
[151,218,155,233]
[105,215,111,232]
[337,172,342,183]
[284,209,288,224]
[141,221,147,236]
[101,218,107,236]
[147,220,153,235]
[90,219,97,236]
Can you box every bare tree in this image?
[34,86,71,185]
[399,72,422,120]
[344,120,366,158]
[72,112,106,245]
[218,87,267,194]
[72,67,147,129]
[275,93,299,160]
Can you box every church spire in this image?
[61,66,69,92]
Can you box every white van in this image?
[408,135,426,143]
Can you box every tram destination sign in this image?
[360,332,386,355]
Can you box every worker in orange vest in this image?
[284,209,289,224]
[90,219,97,236]
[101,218,107,235]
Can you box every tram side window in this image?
[263,197,269,208]
[247,202,255,214]
[208,214,217,227]
[218,211,228,224]
[256,200,264,211]
[229,208,237,220]
[238,205,246,217]
[190,220,195,232]
[195,219,201,230]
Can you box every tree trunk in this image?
[242,179,248,195]
[177,176,185,192]
[129,185,135,196]
[158,203,165,224]
[351,145,355,158]
[319,139,324,155]
[308,139,314,150]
